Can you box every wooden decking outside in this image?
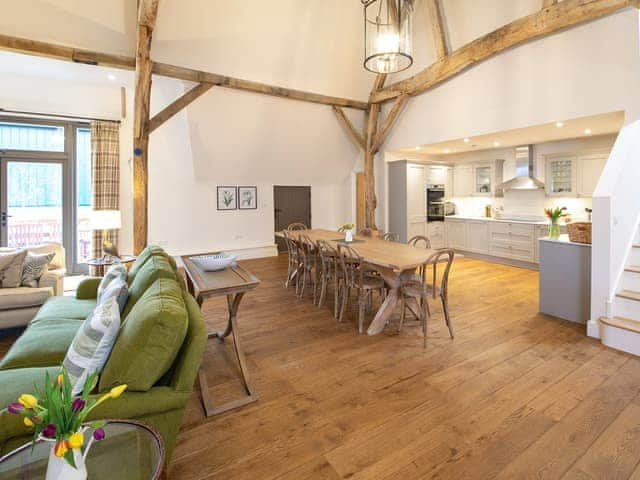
[3,255,640,479]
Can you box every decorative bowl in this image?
[191,253,237,271]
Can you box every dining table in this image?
[276,229,441,335]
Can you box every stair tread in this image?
[634,244,640,248]
[601,316,640,334]
[625,266,640,273]
[617,290,640,301]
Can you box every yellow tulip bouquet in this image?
[6,369,127,469]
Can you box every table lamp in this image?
[89,210,122,259]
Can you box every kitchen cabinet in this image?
[474,165,493,196]
[427,221,446,249]
[466,220,489,253]
[577,154,607,197]
[546,152,607,198]
[446,219,466,250]
[388,160,428,243]
[488,222,535,262]
[426,165,447,185]
[453,165,473,197]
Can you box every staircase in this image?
[600,231,640,355]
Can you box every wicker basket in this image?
[566,221,592,244]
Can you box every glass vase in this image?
[548,221,560,240]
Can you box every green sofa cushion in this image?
[0,318,81,370]
[123,255,176,319]
[31,296,96,323]
[99,278,188,393]
[0,366,61,443]
[128,245,169,279]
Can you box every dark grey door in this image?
[274,186,311,251]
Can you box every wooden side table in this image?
[86,255,136,276]
[179,255,261,417]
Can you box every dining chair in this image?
[287,222,308,231]
[382,232,399,242]
[297,233,319,303]
[316,240,342,318]
[398,249,455,349]
[282,229,302,290]
[336,244,386,333]
[408,235,438,299]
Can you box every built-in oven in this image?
[426,184,445,222]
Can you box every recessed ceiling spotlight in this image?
[584,128,592,135]
[443,148,450,153]
[555,121,564,128]
[463,137,470,143]
[415,146,421,150]
[494,141,500,147]
[107,74,116,81]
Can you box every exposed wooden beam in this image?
[371,0,639,103]
[0,34,367,111]
[426,0,449,59]
[372,95,408,152]
[132,0,160,255]
[332,106,366,151]
[152,62,368,110]
[0,33,135,69]
[542,0,558,7]
[149,82,213,133]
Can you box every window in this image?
[0,118,92,273]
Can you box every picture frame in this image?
[217,186,237,210]
[238,186,258,210]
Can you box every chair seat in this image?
[361,275,385,290]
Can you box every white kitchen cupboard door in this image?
[577,155,607,197]
[546,157,577,196]
[445,167,454,198]
[427,222,445,249]
[407,164,426,239]
[466,221,489,253]
[427,166,447,185]
[473,165,492,196]
[446,220,466,249]
[453,165,473,197]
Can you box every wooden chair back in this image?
[424,249,455,297]
[358,228,373,237]
[337,244,364,288]
[382,232,399,242]
[298,233,317,261]
[408,235,431,249]
[287,222,308,231]
[316,240,338,274]
[282,229,299,256]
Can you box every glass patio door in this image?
[0,159,65,249]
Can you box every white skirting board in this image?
[225,244,279,260]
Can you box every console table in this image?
[179,255,261,417]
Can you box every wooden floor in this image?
[4,255,640,479]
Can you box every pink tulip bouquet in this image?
[6,369,127,470]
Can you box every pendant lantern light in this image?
[362,0,414,74]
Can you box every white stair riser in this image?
[614,296,640,319]
[601,323,640,356]
[621,271,640,291]
[629,248,640,265]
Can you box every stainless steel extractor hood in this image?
[496,145,545,191]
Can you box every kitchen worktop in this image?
[539,234,591,247]
[445,215,549,225]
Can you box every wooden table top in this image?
[180,255,260,299]
[276,229,440,271]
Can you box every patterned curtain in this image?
[90,121,120,259]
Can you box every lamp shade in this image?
[89,210,121,230]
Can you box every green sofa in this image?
[0,246,207,462]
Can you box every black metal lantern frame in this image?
[362,0,413,74]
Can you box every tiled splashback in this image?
[450,190,592,221]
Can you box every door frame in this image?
[0,116,87,273]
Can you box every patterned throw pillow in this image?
[97,264,128,300]
[0,250,27,288]
[63,296,121,395]
[98,277,129,313]
[21,251,56,288]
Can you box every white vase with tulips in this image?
[6,369,127,480]
[341,222,356,243]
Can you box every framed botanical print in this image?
[217,186,237,210]
[238,186,257,210]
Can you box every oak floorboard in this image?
[2,255,640,480]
